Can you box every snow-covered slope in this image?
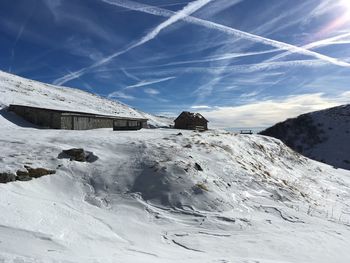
[0,70,173,127]
[1,124,350,261]
[260,104,350,170]
[1,71,350,262]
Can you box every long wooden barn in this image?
[8,104,148,130]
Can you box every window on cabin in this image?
[114,120,128,126]
[128,121,138,127]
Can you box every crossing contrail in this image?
[53,0,213,85]
[101,0,350,68]
[264,32,350,63]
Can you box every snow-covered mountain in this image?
[260,104,350,170]
[0,71,350,262]
[0,70,173,127]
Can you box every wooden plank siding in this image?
[9,104,148,130]
[113,119,146,130]
[174,111,208,130]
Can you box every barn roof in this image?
[174,111,208,122]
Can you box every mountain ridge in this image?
[260,104,350,170]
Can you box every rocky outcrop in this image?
[1,166,56,184]
[259,114,326,153]
[58,148,98,163]
[16,166,56,181]
[0,172,16,183]
[259,104,350,170]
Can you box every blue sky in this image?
[1,0,350,128]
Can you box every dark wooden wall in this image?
[9,105,148,130]
[174,116,207,130]
[9,105,61,128]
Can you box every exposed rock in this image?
[16,166,56,181]
[0,172,16,183]
[24,166,56,178]
[193,183,209,194]
[194,162,203,171]
[16,171,32,181]
[58,148,98,163]
[62,148,86,162]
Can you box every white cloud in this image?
[156,111,177,117]
[191,105,211,109]
[239,91,260,98]
[144,88,160,95]
[64,36,104,62]
[198,92,350,128]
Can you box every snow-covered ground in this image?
[1,72,350,262]
[0,70,173,127]
[260,104,350,170]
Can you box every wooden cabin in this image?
[8,104,147,130]
[174,111,208,130]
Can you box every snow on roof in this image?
[175,111,208,122]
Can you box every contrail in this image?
[92,58,329,76]
[121,68,141,81]
[14,23,26,45]
[101,49,280,71]
[53,0,213,85]
[191,59,327,98]
[265,32,350,63]
[101,0,350,67]
[125,76,176,89]
[144,49,281,67]
[118,59,328,76]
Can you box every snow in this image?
[1,71,350,262]
[308,105,350,169]
[260,104,350,170]
[0,70,173,127]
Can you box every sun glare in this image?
[340,0,350,16]
[317,0,350,36]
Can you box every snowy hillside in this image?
[0,70,173,127]
[1,118,350,261]
[1,71,350,262]
[260,104,350,170]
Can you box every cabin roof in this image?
[9,104,148,121]
[174,111,208,122]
